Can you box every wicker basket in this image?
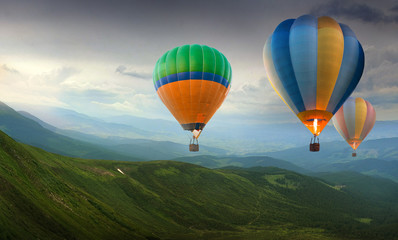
[189,144,199,152]
[309,143,320,152]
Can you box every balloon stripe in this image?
[343,98,356,139]
[290,15,318,110]
[360,101,376,139]
[333,43,365,114]
[154,45,232,83]
[210,51,228,120]
[154,72,230,90]
[201,47,217,116]
[263,36,299,114]
[204,50,225,124]
[164,51,180,122]
[354,98,367,139]
[157,52,179,123]
[177,45,190,125]
[157,80,227,125]
[333,107,350,140]
[316,17,344,110]
[327,24,362,113]
[271,19,306,113]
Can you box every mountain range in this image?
[8,102,398,155]
[3,101,398,183]
[0,102,226,161]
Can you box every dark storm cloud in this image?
[115,65,151,80]
[311,0,398,23]
[391,4,398,12]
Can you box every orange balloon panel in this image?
[297,110,333,136]
[156,79,230,131]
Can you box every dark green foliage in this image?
[173,155,309,173]
[1,130,398,239]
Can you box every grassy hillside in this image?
[1,131,398,239]
[172,155,309,173]
[312,171,398,204]
[0,102,139,161]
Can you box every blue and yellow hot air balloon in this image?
[263,15,364,151]
[153,44,232,151]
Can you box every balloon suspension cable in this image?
[192,135,199,144]
[190,135,199,145]
[185,131,193,141]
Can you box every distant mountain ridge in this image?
[266,137,398,164]
[8,102,398,155]
[0,101,227,160]
[0,102,137,161]
[313,158,398,182]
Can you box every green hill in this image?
[312,171,398,204]
[0,101,139,161]
[172,155,309,173]
[1,131,398,239]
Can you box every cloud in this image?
[311,0,398,24]
[391,4,398,12]
[350,44,398,120]
[218,76,295,124]
[358,44,398,92]
[1,64,19,74]
[91,93,161,117]
[115,65,152,80]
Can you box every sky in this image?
[0,0,398,126]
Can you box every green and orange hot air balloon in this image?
[332,97,376,157]
[153,44,232,151]
[263,15,365,151]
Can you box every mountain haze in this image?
[0,102,225,160]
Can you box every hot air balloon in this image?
[263,15,364,151]
[153,44,232,152]
[332,97,376,157]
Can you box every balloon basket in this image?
[189,138,199,152]
[352,152,357,157]
[189,144,199,152]
[309,136,320,152]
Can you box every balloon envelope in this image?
[153,44,232,135]
[333,97,376,150]
[263,15,364,136]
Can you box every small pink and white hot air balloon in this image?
[332,97,376,157]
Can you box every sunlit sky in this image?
[1,0,397,125]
